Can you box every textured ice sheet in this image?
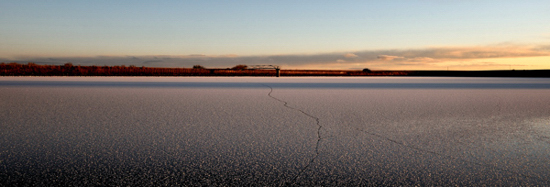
[1,77,550,186]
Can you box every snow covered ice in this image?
[1,77,550,186]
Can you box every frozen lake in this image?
[1,77,550,186]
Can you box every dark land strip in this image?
[2,63,550,77]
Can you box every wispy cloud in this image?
[2,44,549,70]
[377,55,403,61]
[344,53,358,58]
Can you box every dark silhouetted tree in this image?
[231,64,247,70]
[193,65,205,69]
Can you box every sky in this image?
[1,0,549,70]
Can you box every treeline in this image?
[0,62,403,76]
[1,62,210,76]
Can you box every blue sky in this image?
[1,1,549,70]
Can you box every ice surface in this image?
[1,77,550,185]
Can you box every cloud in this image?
[3,44,549,70]
[535,45,550,52]
[404,45,550,59]
[142,60,163,64]
[408,57,437,62]
[344,53,358,58]
[187,54,207,57]
[444,61,529,70]
[221,54,239,58]
[377,55,403,61]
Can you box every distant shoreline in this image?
[2,62,549,77]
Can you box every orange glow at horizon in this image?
[290,56,550,71]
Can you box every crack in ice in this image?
[261,83,547,185]
[261,84,323,186]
